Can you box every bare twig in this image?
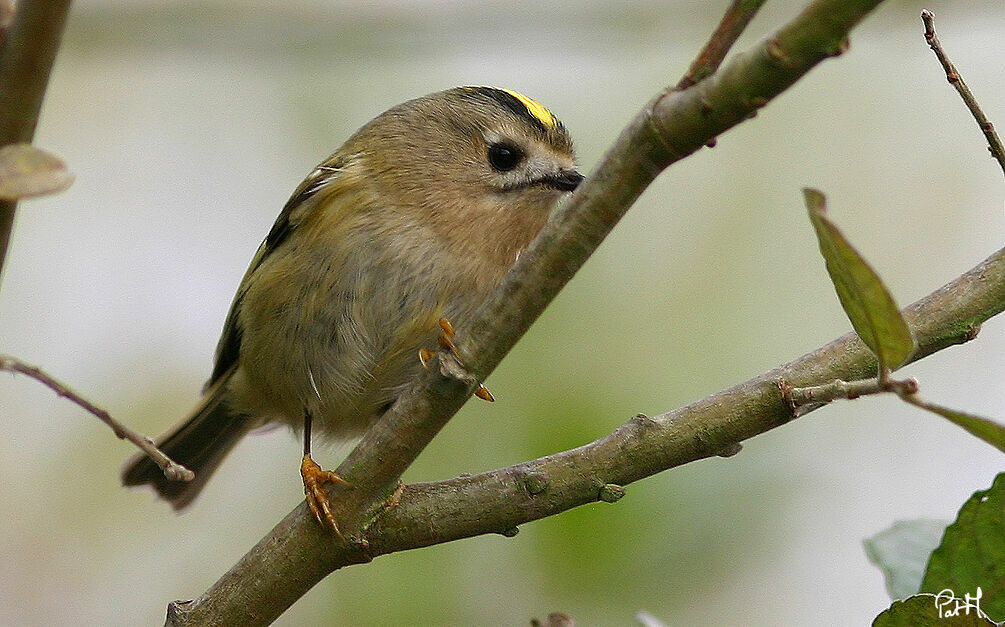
[921,9,1005,178]
[781,375,918,409]
[0,0,73,284]
[677,0,768,90]
[0,354,194,481]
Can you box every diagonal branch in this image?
[368,247,1004,553]
[0,355,195,481]
[165,0,896,624]
[676,0,768,90]
[921,9,1005,179]
[335,0,886,520]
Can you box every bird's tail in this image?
[121,380,254,510]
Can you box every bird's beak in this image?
[540,169,584,192]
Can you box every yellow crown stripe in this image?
[500,89,558,131]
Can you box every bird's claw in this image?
[417,317,494,402]
[301,454,350,539]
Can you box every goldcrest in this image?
[122,87,582,530]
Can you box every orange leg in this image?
[301,411,349,538]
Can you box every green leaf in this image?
[921,473,1005,621]
[803,188,915,371]
[865,519,950,599]
[0,143,73,200]
[915,400,1005,454]
[874,594,1000,626]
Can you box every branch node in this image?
[885,376,920,397]
[349,536,373,558]
[829,37,851,58]
[716,442,743,458]
[165,599,196,625]
[766,38,787,63]
[521,471,550,495]
[698,96,714,118]
[598,483,626,503]
[921,9,935,39]
[163,463,195,482]
[627,413,657,429]
[777,379,798,415]
[965,323,981,342]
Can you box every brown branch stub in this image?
[716,442,743,458]
[920,9,1005,179]
[676,0,768,90]
[965,323,981,342]
[531,612,576,627]
[0,354,195,482]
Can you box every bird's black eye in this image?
[487,142,523,172]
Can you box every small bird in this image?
[121,87,582,533]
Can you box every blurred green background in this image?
[0,0,1002,624]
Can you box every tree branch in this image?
[335,0,888,520]
[170,246,1003,626]
[165,0,899,624]
[369,247,1003,551]
[0,0,72,283]
[676,0,768,90]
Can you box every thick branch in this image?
[369,247,1003,550]
[0,0,72,282]
[166,1,894,624]
[172,244,1002,626]
[337,0,887,518]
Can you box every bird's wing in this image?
[205,152,353,389]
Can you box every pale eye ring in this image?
[487,142,523,172]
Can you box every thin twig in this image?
[0,354,194,481]
[781,375,919,409]
[677,0,769,90]
[921,9,1005,178]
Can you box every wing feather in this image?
[205,153,351,389]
